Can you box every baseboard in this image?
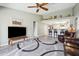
[0,45,1,47]
[38,35,48,37]
[0,43,8,47]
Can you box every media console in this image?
[8,36,28,45]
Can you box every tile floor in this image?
[0,36,65,56]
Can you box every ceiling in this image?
[0,3,76,15]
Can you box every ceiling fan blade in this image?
[36,9,39,13]
[40,6,48,11]
[40,3,48,6]
[27,6,37,8]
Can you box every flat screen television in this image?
[8,27,26,38]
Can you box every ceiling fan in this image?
[27,3,48,13]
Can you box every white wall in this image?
[0,6,42,46]
[74,4,79,38]
[74,4,79,16]
[38,21,45,36]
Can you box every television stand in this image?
[8,36,28,45]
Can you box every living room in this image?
[0,3,79,56]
